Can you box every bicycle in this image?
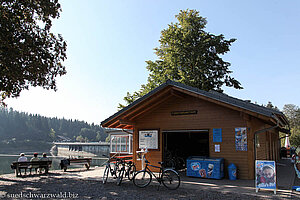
[116,159,136,186]
[164,149,186,170]
[102,154,122,184]
[133,157,180,190]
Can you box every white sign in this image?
[139,130,158,149]
[215,144,220,152]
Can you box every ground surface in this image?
[1,165,299,200]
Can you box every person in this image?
[18,153,27,162]
[17,153,28,175]
[39,153,50,174]
[30,153,39,175]
[259,165,275,185]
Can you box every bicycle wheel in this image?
[133,170,152,188]
[127,164,136,181]
[161,169,180,190]
[117,167,125,186]
[102,165,110,184]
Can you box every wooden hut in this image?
[101,80,289,179]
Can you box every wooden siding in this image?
[255,122,280,162]
[131,95,259,179]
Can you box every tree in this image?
[79,128,95,141]
[119,9,242,108]
[96,131,102,141]
[49,128,56,140]
[76,135,85,143]
[282,104,300,148]
[265,101,279,111]
[0,0,67,105]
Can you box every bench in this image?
[11,161,52,177]
[60,158,92,172]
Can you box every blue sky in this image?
[6,0,300,124]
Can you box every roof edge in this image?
[101,80,288,127]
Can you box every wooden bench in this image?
[11,161,52,177]
[60,158,92,172]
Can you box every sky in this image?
[5,0,300,124]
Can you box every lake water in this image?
[0,153,107,175]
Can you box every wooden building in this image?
[101,80,289,179]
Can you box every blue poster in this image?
[256,160,276,189]
[213,128,222,143]
[235,127,247,151]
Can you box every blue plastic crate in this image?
[187,156,224,179]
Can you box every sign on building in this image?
[139,130,158,150]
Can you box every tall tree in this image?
[119,9,242,108]
[0,0,67,105]
[282,104,300,147]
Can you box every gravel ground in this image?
[0,168,299,200]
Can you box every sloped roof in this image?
[101,80,288,127]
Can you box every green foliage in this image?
[119,9,242,108]
[105,135,110,143]
[49,128,56,140]
[290,128,300,147]
[76,135,84,142]
[0,0,67,105]
[96,131,102,141]
[282,104,300,148]
[265,101,279,111]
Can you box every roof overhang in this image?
[101,80,289,129]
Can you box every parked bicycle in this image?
[133,156,180,190]
[116,159,136,186]
[102,154,122,184]
[164,149,186,170]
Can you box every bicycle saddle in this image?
[145,159,150,164]
[158,161,164,165]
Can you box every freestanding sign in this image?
[139,130,158,150]
[255,160,276,194]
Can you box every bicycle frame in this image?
[104,158,121,177]
[142,163,164,183]
[106,162,117,176]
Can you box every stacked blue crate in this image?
[187,156,224,179]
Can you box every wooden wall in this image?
[255,124,280,161]
[131,95,277,180]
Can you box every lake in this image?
[0,153,107,175]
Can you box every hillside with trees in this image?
[0,108,107,153]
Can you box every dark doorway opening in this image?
[163,130,209,169]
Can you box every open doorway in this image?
[163,130,209,169]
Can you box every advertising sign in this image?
[235,127,247,151]
[255,160,276,193]
[139,130,158,149]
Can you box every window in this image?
[110,134,132,154]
